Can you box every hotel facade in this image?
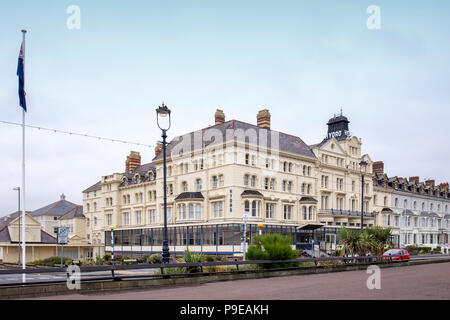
[82,109,390,258]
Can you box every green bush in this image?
[30,256,72,267]
[183,248,203,273]
[245,233,299,269]
[148,253,163,264]
[432,246,442,254]
[418,246,432,254]
[103,254,111,262]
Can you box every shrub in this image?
[245,233,298,269]
[103,254,111,262]
[30,256,72,267]
[183,248,203,273]
[148,253,163,264]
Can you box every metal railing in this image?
[0,253,431,288]
[319,209,375,217]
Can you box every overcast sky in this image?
[1,1,449,215]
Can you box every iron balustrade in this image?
[318,209,375,217]
[0,253,440,287]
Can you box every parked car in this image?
[382,249,410,261]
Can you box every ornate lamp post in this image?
[359,160,368,231]
[156,103,171,263]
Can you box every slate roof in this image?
[299,197,318,203]
[420,211,439,217]
[59,206,84,220]
[83,181,101,193]
[120,163,157,187]
[153,120,317,161]
[29,199,79,217]
[174,192,204,200]
[241,190,264,197]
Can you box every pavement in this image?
[31,261,450,300]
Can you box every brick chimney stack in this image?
[425,179,435,187]
[214,109,225,125]
[409,176,419,184]
[155,142,162,158]
[372,161,384,175]
[125,151,141,173]
[257,109,271,130]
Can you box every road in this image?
[32,261,450,300]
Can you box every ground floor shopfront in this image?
[103,223,366,257]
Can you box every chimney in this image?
[372,161,384,175]
[214,109,225,125]
[257,109,271,130]
[425,179,435,187]
[155,142,162,158]
[125,151,141,173]
[409,176,419,184]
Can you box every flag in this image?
[17,42,26,111]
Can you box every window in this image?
[264,178,269,190]
[302,206,307,220]
[212,175,218,188]
[250,176,256,188]
[106,214,112,226]
[244,175,249,186]
[196,179,202,191]
[283,205,292,220]
[308,206,314,220]
[136,211,142,224]
[168,207,172,223]
[251,155,256,166]
[252,200,258,217]
[213,202,223,218]
[182,181,188,192]
[245,153,249,165]
[195,204,201,219]
[94,217,97,225]
[244,200,250,213]
[149,209,156,223]
[288,162,292,172]
[189,204,194,219]
[265,203,275,219]
[270,179,275,190]
[123,212,130,225]
[87,218,90,227]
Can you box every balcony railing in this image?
[318,209,375,217]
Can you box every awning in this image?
[297,223,325,231]
[381,207,393,213]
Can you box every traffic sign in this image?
[57,226,69,244]
[243,211,249,221]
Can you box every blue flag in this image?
[17,43,26,111]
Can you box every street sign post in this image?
[57,227,69,266]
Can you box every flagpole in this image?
[21,29,27,278]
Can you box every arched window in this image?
[302,206,307,220]
[403,199,407,208]
[244,175,249,186]
[244,200,250,213]
[86,203,90,212]
[251,176,256,187]
[252,200,257,217]
[308,206,314,220]
[394,198,398,207]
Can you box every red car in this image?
[383,249,410,261]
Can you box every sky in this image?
[0,0,449,215]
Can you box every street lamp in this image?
[359,160,368,231]
[13,187,20,266]
[156,103,171,263]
